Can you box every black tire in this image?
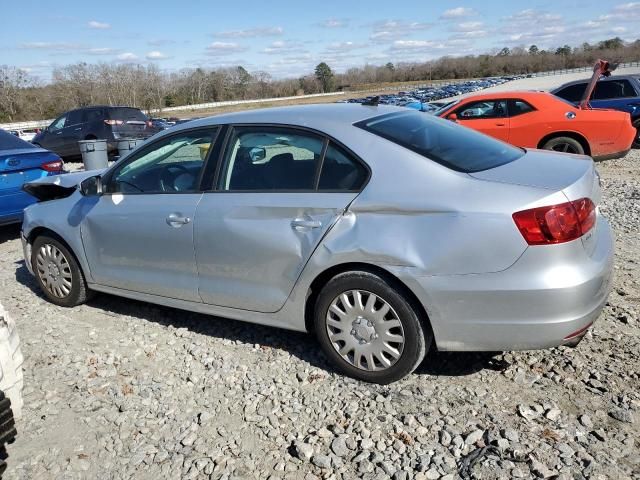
[31,234,92,307]
[0,390,17,478]
[542,136,585,155]
[632,119,640,149]
[314,270,430,384]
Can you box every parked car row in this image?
[340,75,520,109]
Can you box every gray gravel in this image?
[0,151,639,479]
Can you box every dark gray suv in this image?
[32,106,158,159]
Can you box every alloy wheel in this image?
[325,290,405,371]
[551,142,579,154]
[35,243,73,299]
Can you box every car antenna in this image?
[362,96,380,106]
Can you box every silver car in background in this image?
[20,104,613,384]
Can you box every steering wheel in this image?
[160,164,192,192]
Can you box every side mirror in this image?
[79,175,103,197]
[447,113,458,122]
[249,147,266,163]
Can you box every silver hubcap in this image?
[326,290,405,371]
[35,244,73,298]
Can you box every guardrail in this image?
[0,91,345,131]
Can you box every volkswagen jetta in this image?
[20,104,613,384]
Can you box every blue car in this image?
[552,75,640,148]
[0,129,64,226]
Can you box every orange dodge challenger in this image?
[436,91,635,160]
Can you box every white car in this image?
[8,129,38,142]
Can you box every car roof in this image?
[458,91,550,101]
[551,74,640,91]
[175,103,408,133]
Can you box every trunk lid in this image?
[469,148,600,255]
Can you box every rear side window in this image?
[108,108,147,121]
[82,109,104,122]
[355,111,524,173]
[508,100,535,116]
[555,83,586,102]
[593,80,636,99]
[319,143,368,191]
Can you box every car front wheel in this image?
[314,270,430,384]
[31,235,91,307]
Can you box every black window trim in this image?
[205,123,371,194]
[100,126,221,196]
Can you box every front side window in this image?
[456,100,507,119]
[66,110,83,126]
[48,116,66,132]
[319,143,368,191]
[220,128,324,191]
[106,129,216,194]
[355,110,524,173]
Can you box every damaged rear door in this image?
[194,127,369,313]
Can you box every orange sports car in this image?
[436,90,635,160]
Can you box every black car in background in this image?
[32,106,160,159]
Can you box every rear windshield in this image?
[0,129,34,150]
[108,108,147,121]
[354,110,524,173]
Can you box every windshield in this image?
[0,129,35,150]
[355,110,524,173]
[433,100,458,116]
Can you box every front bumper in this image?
[397,215,614,352]
[21,231,33,275]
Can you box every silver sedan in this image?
[21,104,614,384]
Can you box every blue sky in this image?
[2,0,637,81]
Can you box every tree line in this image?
[0,37,638,123]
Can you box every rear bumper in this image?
[397,215,614,352]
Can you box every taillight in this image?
[512,198,596,245]
[104,119,124,125]
[42,159,64,172]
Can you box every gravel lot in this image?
[0,150,638,480]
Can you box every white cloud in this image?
[320,18,348,28]
[391,40,439,51]
[87,48,120,55]
[117,52,138,61]
[261,41,306,55]
[369,20,432,42]
[453,21,484,32]
[88,20,110,29]
[18,42,82,51]
[324,41,366,52]
[441,7,476,19]
[213,27,283,38]
[146,51,169,60]
[205,42,248,55]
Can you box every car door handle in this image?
[74,127,82,131]
[166,213,191,227]
[291,218,322,229]
[55,131,62,135]
[495,122,506,126]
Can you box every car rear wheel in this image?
[542,136,585,155]
[31,235,91,307]
[314,271,430,384]
[632,119,640,149]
